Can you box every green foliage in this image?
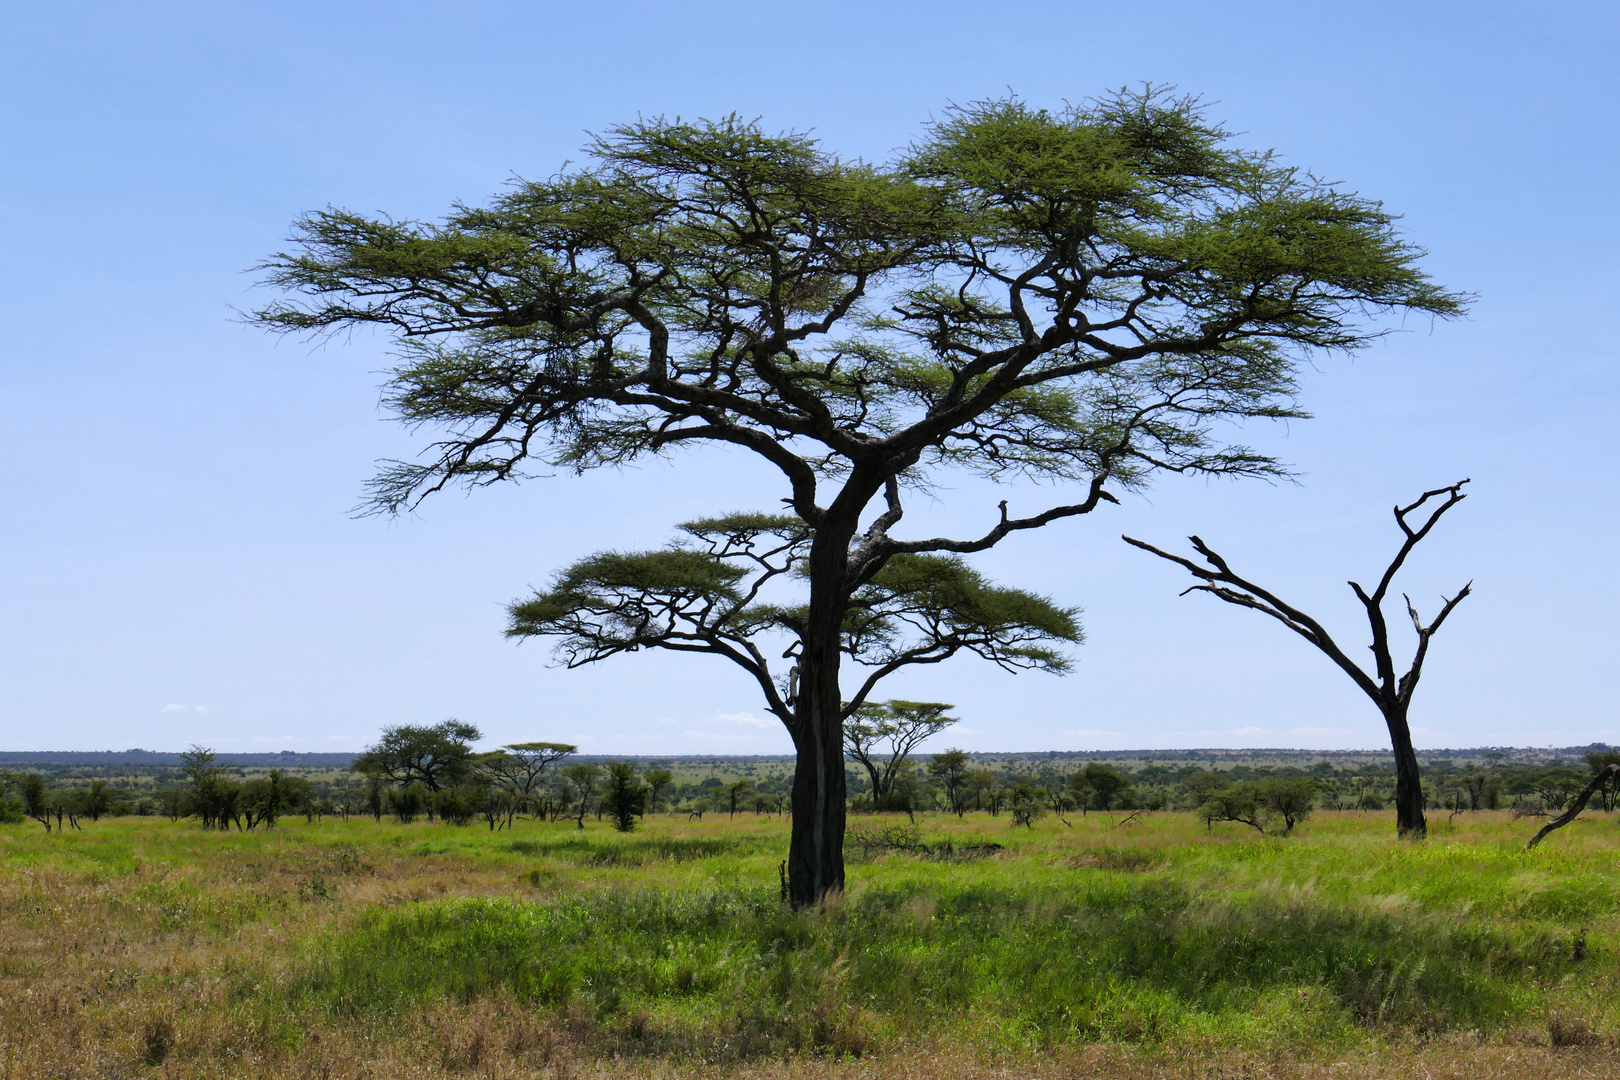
[603,761,649,833]
[722,779,753,819]
[432,786,480,826]
[1080,763,1130,810]
[507,521,1082,716]
[256,89,1462,511]
[389,784,427,824]
[643,768,675,812]
[1509,765,1590,811]
[20,772,47,820]
[353,720,483,793]
[560,762,604,828]
[845,555,1081,675]
[1009,779,1046,827]
[1199,778,1318,835]
[925,749,971,816]
[1180,768,1230,803]
[1586,750,1620,811]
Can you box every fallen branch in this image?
[1112,809,1144,830]
[1526,765,1620,850]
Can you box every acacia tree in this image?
[926,748,972,816]
[560,762,602,828]
[1125,481,1473,838]
[353,720,482,793]
[255,90,1462,903]
[643,768,675,812]
[475,740,577,814]
[845,700,958,806]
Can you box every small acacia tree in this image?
[475,740,577,815]
[560,762,602,829]
[643,768,675,812]
[1079,762,1130,810]
[926,748,972,816]
[353,720,482,793]
[724,779,754,818]
[845,700,958,808]
[256,90,1462,903]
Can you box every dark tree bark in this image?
[1126,481,1473,839]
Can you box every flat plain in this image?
[5,808,1620,1079]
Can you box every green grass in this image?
[6,807,1620,1064]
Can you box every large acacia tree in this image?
[255,89,1463,904]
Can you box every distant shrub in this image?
[1199,778,1317,835]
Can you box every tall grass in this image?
[295,875,1566,1052]
[4,809,1620,1076]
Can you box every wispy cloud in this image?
[672,710,793,752]
[161,704,185,714]
[712,712,772,729]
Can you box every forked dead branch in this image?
[1125,480,1473,838]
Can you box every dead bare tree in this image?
[1125,481,1473,839]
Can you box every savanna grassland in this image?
[4,809,1620,1079]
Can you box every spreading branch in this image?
[1123,480,1472,711]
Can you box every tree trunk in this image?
[787,614,848,906]
[1383,702,1427,838]
[786,510,863,906]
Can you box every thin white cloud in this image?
[161,704,185,714]
[194,705,208,713]
[680,727,790,751]
[711,712,772,729]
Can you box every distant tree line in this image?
[7,740,1619,836]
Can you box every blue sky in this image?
[1,1,1616,755]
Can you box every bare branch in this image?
[1123,534,1380,702]
[1526,765,1620,849]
